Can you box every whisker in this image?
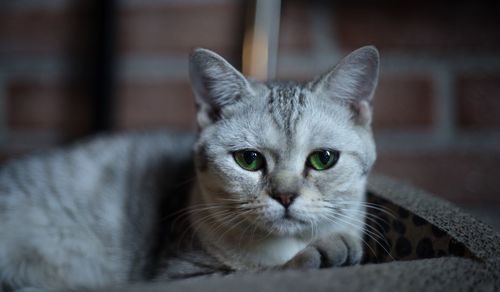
[311,202,394,260]
[323,199,397,218]
[179,209,235,248]
[166,201,240,221]
[311,205,387,242]
[327,209,388,244]
[344,209,390,234]
[213,210,254,246]
[293,202,389,248]
[339,201,397,219]
[169,205,234,231]
[322,212,395,261]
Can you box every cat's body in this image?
[0,46,380,291]
[0,131,195,287]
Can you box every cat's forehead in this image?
[216,82,357,153]
[263,81,307,137]
[258,81,352,127]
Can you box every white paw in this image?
[282,233,362,269]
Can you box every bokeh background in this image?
[0,0,499,225]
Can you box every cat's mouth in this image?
[282,209,307,224]
[251,208,310,236]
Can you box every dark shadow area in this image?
[60,0,117,142]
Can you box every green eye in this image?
[307,150,339,171]
[233,150,265,171]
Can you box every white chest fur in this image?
[243,236,309,267]
[203,234,310,269]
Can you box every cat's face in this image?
[190,47,379,237]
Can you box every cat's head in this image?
[189,47,379,237]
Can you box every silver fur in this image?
[0,46,379,290]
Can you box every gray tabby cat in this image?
[0,46,379,291]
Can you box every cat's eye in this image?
[233,150,265,171]
[307,149,340,171]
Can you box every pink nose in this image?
[271,193,298,208]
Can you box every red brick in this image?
[374,150,500,204]
[116,81,196,130]
[373,75,435,130]
[457,74,500,129]
[6,79,93,136]
[334,1,500,52]
[0,152,7,163]
[118,2,244,56]
[0,3,91,54]
[278,0,313,52]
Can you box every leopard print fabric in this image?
[362,193,475,264]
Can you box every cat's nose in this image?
[270,193,298,208]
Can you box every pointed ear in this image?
[189,48,253,128]
[311,46,380,126]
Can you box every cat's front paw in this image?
[282,233,362,269]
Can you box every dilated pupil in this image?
[318,151,331,165]
[243,151,257,165]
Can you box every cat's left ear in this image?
[189,48,254,128]
[311,46,380,126]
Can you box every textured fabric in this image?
[92,175,500,292]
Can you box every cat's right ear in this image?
[189,48,253,128]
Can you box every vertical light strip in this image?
[262,0,281,79]
[242,0,281,80]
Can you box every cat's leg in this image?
[0,218,126,291]
[0,241,125,291]
[0,246,65,291]
[155,250,232,281]
[281,232,363,269]
[0,241,94,291]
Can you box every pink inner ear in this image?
[351,100,372,126]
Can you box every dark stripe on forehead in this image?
[266,84,306,137]
[266,89,279,129]
[298,91,306,107]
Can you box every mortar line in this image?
[432,66,455,146]
[116,56,188,81]
[122,0,239,7]
[3,0,69,11]
[0,57,68,79]
[379,53,500,72]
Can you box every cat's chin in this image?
[259,216,310,237]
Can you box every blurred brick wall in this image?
[0,0,499,206]
[115,0,244,130]
[0,0,245,156]
[0,1,97,158]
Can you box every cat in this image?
[0,45,379,291]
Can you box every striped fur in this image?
[0,46,379,290]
